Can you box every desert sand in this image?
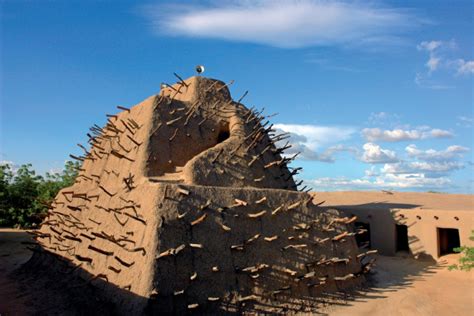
[313,191,474,212]
[324,254,473,316]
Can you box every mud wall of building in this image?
[148,184,366,314]
[336,207,473,259]
[334,207,397,256]
[145,77,296,190]
[145,96,232,177]
[30,91,168,302]
[393,209,473,259]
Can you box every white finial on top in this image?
[195,65,205,75]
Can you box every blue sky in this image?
[1,0,473,193]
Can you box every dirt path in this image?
[1,229,473,315]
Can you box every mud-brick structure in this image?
[29,76,372,314]
[317,191,473,260]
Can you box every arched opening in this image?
[217,129,230,143]
[216,123,230,145]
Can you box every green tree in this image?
[2,164,42,227]
[0,164,15,226]
[448,230,474,272]
[0,161,80,227]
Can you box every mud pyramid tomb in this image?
[28,75,374,314]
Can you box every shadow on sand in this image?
[313,201,444,314]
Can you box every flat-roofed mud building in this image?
[317,191,473,260]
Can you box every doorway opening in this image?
[355,222,371,249]
[438,228,460,256]
[396,224,409,252]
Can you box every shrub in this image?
[448,230,474,272]
[0,161,79,228]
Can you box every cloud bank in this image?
[361,142,398,163]
[362,127,453,142]
[405,144,469,161]
[302,110,471,191]
[274,123,356,161]
[146,0,421,48]
[308,173,451,191]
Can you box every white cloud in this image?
[274,124,356,150]
[457,116,473,127]
[308,177,377,190]
[417,41,447,73]
[405,144,469,161]
[426,56,441,72]
[417,40,457,69]
[416,39,473,88]
[361,142,398,164]
[308,173,451,191]
[274,124,357,162]
[381,161,464,175]
[417,40,443,52]
[147,1,421,48]
[380,172,451,188]
[309,159,458,191]
[409,161,464,173]
[362,128,421,142]
[362,127,453,142]
[453,59,474,75]
[310,143,467,191]
[429,128,453,138]
[365,166,379,177]
[290,144,358,163]
[301,113,469,191]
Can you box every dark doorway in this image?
[216,128,230,143]
[396,224,409,252]
[355,222,371,249]
[438,228,461,256]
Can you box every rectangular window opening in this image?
[438,228,461,256]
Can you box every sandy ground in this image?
[323,254,473,316]
[1,229,472,315]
